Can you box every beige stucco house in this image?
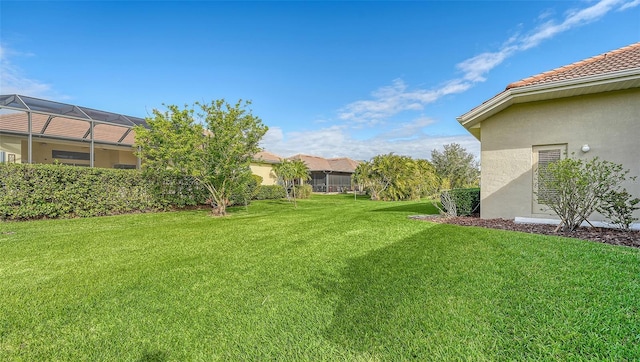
[0,95,143,168]
[250,151,281,185]
[457,42,640,228]
[250,152,361,191]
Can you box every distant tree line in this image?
[352,143,479,202]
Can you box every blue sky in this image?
[1,1,639,160]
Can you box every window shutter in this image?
[537,149,561,204]
[532,145,566,214]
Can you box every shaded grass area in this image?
[1,194,639,360]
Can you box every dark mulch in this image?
[410,215,640,249]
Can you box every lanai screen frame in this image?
[0,94,147,168]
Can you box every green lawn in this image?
[1,194,639,361]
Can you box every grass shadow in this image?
[137,350,169,362]
[315,224,494,357]
[314,223,640,359]
[371,201,439,214]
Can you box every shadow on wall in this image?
[481,165,534,220]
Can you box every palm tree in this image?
[273,159,310,207]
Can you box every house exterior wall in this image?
[250,163,278,185]
[480,88,640,221]
[18,139,138,168]
[0,135,23,163]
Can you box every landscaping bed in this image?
[413,215,640,248]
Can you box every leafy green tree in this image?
[537,155,637,232]
[273,159,310,207]
[353,153,439,201]
[430,143,479,189]
[134,99,268,216]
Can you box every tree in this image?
[273,159,310,208]
[536,155,637,232]
[352,153,439,201]
[430,143,479,189]
[134,99,268,216]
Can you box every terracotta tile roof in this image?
[253,151,282,164]
[288,154,359,173]
[507,42,640,89]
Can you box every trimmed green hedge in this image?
[441,187,480,216]
[145,172,209,208]
[254,185,287,200]
[0,163,158,220]
[0,164,289,220]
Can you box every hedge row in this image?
[441,187,480,216]
[0,164,288,220]
[0,163,159,220]
[254,185,287,200]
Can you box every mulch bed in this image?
[410,215,640,249]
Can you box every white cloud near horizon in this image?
[261,124,480,162]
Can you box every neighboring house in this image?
[0,94,144,168]
[457,42,640,225]
[0,95,360,191]
[250,151,281,185]
[288,154,360,192]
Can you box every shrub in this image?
[254,185,287,200]
[145,172,209,208]
[537,156,637,232]
[229,174,262,206]
[0,163,158,220]
[440,188,480,216]
[597,189,639,231]
[293,184,313,199]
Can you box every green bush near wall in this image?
[254,185,287,200]
[442,187,480,216]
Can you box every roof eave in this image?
[457,68,640,131]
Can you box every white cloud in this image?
[334,0,634,138]
[338,78,471,125]
[0,44,61,99]
[619,0,640,10]
[261,122,480,161]
[376,117,436,141]
[456,47,516,82]
[519,0,628,49]
[295,0,634,162]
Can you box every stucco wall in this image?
[0,135,23,163]
[13,138,138,168]
[250,163,278,185]
[480,88,640,221]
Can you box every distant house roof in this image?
[458,42,640,139]
[253,151,282,164]
[289,154,360,173]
